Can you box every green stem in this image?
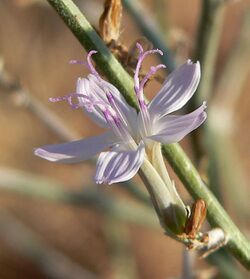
[187,1,245,276]
[193,0,226,104]
[162,144,250,269]
[47,0,250,269]
[190,0,226,161]
[48,0,136,108]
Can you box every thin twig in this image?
[103,217,138,279]
[0,210,99,279]
[0,60,78,142]
[193,0,227,105]
[0,167,158,228]
[189,0,227,161]
[208,9,250,220]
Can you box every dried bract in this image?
[99,0,122,44]
[184,199,207,239]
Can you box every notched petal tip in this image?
[34,148,59,162]
[186,59,200,66]
[202,101,207,109]
[157,49,164,56]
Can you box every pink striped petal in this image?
[148,60,200,118]
[95,141,145,184]
[34,131,114,163]
[77,77,110,128]
[148,103,207,144]
[88,75,138,132]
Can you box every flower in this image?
[34,43,206,185]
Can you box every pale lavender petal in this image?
[77,77,110,128]
[34,131,115,163]
[88,75,138,133]
[148,103,207,144]
[95,141,145,184]
[148,60,201,118]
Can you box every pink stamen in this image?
[136,42,144,54]
[134,43,164,95]
[133,43,165,137]
[70,51,100,79]
[49,93,92,110]
[87,50,100,78]
[139,64,166,91]
[69,60,87,66]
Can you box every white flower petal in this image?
[88,75,138,134]
[148,103,207,144]
[34,131,115,163]
[95,141,145,184]
[77,77,109,128]
[148,60,201,118]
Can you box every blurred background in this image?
[0,0,249,278]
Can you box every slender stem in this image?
[190,0,226,161]
[47,0,250,269]
[208,9,250,220]
[0,167,157,228]
[155,0,169,34]
[162,143,250,269]
[187,1,247,276]
[0,211,98,279]
[207,250,245,279]
[193,0,226,105]
[0,61,78,142]
[103,217,138,279]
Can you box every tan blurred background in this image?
[0,0,249,278]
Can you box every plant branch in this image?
[0,59,78,142]
[0,167,158,229]
[189,0,227,161]
[208,9,250,220]
[193,0,226,105]
[0,210,98,279]
[46,0,250,269]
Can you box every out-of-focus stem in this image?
[207,250,245,279]
[155,0,169,34]
[46,0,250,268]
[103,217,138,279]
[208,9,250,220]
[120,181,150,205]
[193,0,226,105]
[0,61,78,142]
[190,0,227,162]
[0,211,98,279]
[122,0,175,72]
[0,167,158,228]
